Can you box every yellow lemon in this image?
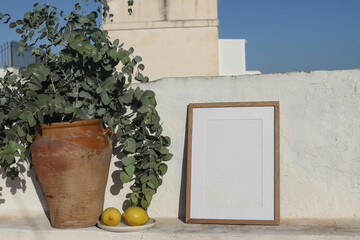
[101,207,121,226]
[122,206,149,226]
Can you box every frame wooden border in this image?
[185,101,280,225]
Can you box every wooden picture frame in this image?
[186,102,280,225]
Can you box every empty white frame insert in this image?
[186,102,279,225]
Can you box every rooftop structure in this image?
[103,0,259,80]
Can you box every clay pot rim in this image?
[40,119,102,129]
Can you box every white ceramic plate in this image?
[97,218,156,232]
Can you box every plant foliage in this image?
[0,0,171,210]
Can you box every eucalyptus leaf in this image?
[113,39,119,47]
[137,105,151,114]
[147,182,155,189]
[8,108,21,120]
[158,146,169,155]
[80,81,92,91]
[140,90,155,101]
[124,138,136,153]
[27,64,50,82]
[124,165,135,176]
[133,56,142,63]
[5,155,14,164]
[27,113,37,127]
[138,64,145,71]
[161,136,171,146]
[64,105,75,114]
[120,171,132,183]
[97,108,106,115]
[8,141,19,153]
[141,199,148,209]
[28,82,42,91]
[163,153,173,161]
[130,193,138,203]
[26,134,33,143]
[134,87,143,100]
[101,91,111,105]
[69,35,86,50]
[9,22,16,28]
[104,76,116,92]
[158,163,168,176]
[145,193,152,202]
[16,126,26,137]
[141,162,151,169]
[119,91,134,104]
[122,156,135,166]
[117,50,128,61]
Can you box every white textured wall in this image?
[138,69,360,219]
[218,39,247,75]
[1,69,360,221]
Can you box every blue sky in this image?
[218,0,360,73]
[1,0,359,73]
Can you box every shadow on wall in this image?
[0,192,3,204]
[0,161,50,220]
[109,142,132,212]
[178,107,189,222]
[1,162,48,240]
[28,166,50,220]
[0,162,27,205]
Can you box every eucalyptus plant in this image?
[0,0,172,209]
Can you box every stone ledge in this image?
[102,19,219,31]
[1,216,359,240]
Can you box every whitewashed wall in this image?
[218,39,247,75]
[1,69,360,221]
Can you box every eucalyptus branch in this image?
[0,89,20,102]
[0,105,11,110]
[13,122,30,146]
[75,80,80,107]
[32,41,73,90]
[1,72,24,100]
[0,78,9,90]
[26,24,73,92]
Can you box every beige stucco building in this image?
[103,0,258,80]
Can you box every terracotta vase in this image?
[30,119,112,228]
